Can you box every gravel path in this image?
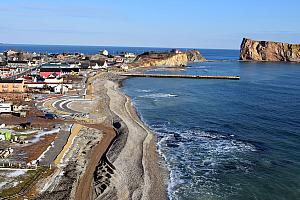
[103,80,167,200]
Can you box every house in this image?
[44,77,63,84]
[90,60,108,69]
[79,61,90,69]
[0,68,13,78]
[60,68,80,76]
[39,68,62,78]
[171,49,184,54]
[5,50,19,57]
[0,79,26,93]
[25,77,71,94]
[54,84,68,94]
[7,60,29,68]
[39,67,80,78]
[123,52,136,58]
[57,54,66,60]
[106,58,114,63]
[0,134,5,141]
[0,103,12,113]
[120,64,129,71]
[114,56,124,63]
[0,129,12,141]
[100,50,109,56]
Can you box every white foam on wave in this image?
[139,93,178,98]
[189,65,208,69]
[136,89,152,93]
[152,126,257,200]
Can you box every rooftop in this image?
[0,79,24,83]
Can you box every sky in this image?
[0,0,299,49]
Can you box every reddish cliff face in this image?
[240,38,300,62]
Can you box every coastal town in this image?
[0,47,205,199]
[1,0,299,199]
[1,37,297,199]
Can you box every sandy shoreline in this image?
[97,78,167,200]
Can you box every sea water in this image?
[122,50,300,200]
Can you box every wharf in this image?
[121,73,240,80]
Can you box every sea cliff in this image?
[130,50,206,68]
[240,38,300,62]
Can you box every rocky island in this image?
[240,38,300,62]
[129,49,206,68]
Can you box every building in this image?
[100,50,109,56]
[90,60,108,69]
[39,68,62,78]
[0,79,26,93]
[39,67,80,78]
[26,77,64,89]
[0,129,12,141]
[120,64,129,71]
[79,62,90,69]
[0,134,5,141]
[0,103,12,113]
[0,67,13,78]
[7,60,29,68]
[123,52,136,58]
[114,56,124,63]
[54,84,69,94]
[171,49,184,54]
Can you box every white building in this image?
[0,135,5,141]
[54,85,69,94]
[100,50,109,56]
[44,77,64,87]
[120,64,129,71]
[124,52,136,58]
[0,103,12,113]
[92,61,108,70]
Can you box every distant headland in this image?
[129,49,206,68]
[240,38,300,62]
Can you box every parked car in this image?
[45,113,57,119]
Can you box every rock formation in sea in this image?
[240,38,300,62]
[130,50,206,68]
[186,50,206,63]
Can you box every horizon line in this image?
[0,42,240,51]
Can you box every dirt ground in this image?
[0,101,63,129]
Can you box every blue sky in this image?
[0,0,299,49]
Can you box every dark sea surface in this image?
[0,43,176,55]
[1,44,299,200]
[122,52,300,199]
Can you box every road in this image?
[8,65,41,79]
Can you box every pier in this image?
[121,73,240,80]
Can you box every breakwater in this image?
[121,73,240,80]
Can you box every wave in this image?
[136,89,152,93]
[139,93,178,98]
[152,125,257,200]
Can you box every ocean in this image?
[1,44,300,200]
[122,52,300,199]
